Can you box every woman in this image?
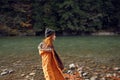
[38,28,65,80]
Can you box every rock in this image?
[101,77,106,80]
[77,66,84,77]
[0,71,8,76]
[113,67,120,71]
[101,65,106,69]
[82,72,88,77]
[0,68,14,76]
[25,75,30,79]
[90,76,98,80]
[8,69,14,73]
[29,72,35,76]
[21,74,25,77]
[30,78,34,80]
[67,70,72,74]
[25,75,34,80]
[0,66,3,67]
[1,68,8,72]
[69,63,76,69]
[77,70,83,77]
[82,72,90,79]
[118,71,120,74]
[106,73,112,77]
[77,66,83,71]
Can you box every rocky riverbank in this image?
[0,56,120,80]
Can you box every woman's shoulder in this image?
[38,41,45,50]
[38,41,53,51]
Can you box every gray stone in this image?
[82,72,88,76]
[0,68,14,76]
[8,69,14,73]
[29,72,35,76]
[67,70,72,74]
[90,76,98,80]
[0,71,8,76]
[69,63,75,69]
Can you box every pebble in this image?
[77,67,84,77]
[0,71,8,76]
[118,71,120,73]
[64,63,120,80]
[113,73,117,77]
[69,63,75,69]
[113,67,120,71]
[78,70,83,77]
[29,72,35,76]
[21,74,25,77]
[2,68,8,72]
[0,68,14,76]
[25,75,30,79]
[25,75,34,80]
[101,77,106,80]
[77,66,83,71]
[90,76,98,80]
[67,70,72,74]
[8,69,14,73]
[106,73,112,77]
[82,72,88,76]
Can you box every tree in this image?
[0,0,120,36]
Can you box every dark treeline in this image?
[0,0,120,36]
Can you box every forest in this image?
[0,1,120,80]
[0,0,120,36]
